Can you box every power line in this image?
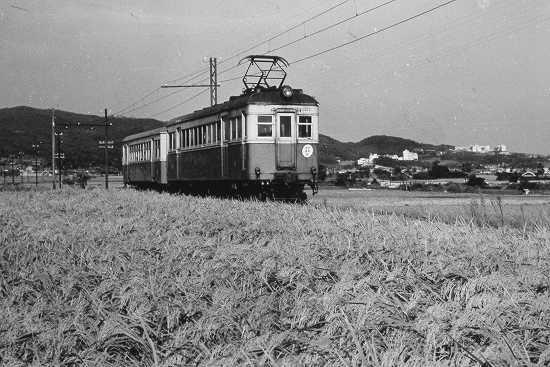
[112,87,161,116]
[161,0,354,85]
[217,0,353,66]
[164,65,210,85]
[148,89,209,119]
[121,88,189,116]
[268,0,399,54]
[111,0,356,116]
[291,0,460,65]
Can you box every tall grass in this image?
[1,189,549,366]
[316,193,550,231]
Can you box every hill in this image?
[319,134,453,164]
[0,106,164,170]
[1,106,454,169]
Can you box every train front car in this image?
[247,86,319,201]
[241,56,319,201]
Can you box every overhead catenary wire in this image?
[137,0,545,127]
[111,0,373,117]
[113,0,461,119]
[159,0,354,86]
[291,0,460,65]
[148,88,210,119]
[112,87,161,116]
[267,0,399,54]
[216,0,353,67]
[118,88,190,116]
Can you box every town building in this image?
[399,149,419,161]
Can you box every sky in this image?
[2,0,550,154]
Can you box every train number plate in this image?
[301,144,313,158]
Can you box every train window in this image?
[257,115,273,137]
[237,116,242,138]
[169,132,176,151]
[224,119,230,141]
[230,118,236,140]
[217,122,221,143]
[279,116,291,137]
[298,116,312,138]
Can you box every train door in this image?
[276,114,296,169]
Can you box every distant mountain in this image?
[0,106,164,169]
[319,134,454,164]
[1,106,454,169]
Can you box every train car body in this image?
[122,86,319,200]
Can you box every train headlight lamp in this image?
[281,85,293,99]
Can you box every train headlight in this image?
[281,85,293,99]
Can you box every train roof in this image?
[121,126,167,143]
[168,87,318,126]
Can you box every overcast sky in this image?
[2,0,549,153]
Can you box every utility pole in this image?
[10,155,15,185]
[104,109,109,189]
[32,143,39,188]
[160,57,219,107]
[56,132,63,188]
[19,152,24,184]
[209,57,217,106]
[97,109,113,189]
[51,109,56,189]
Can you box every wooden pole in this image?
[51,109,56,189]
[104,108,109,189]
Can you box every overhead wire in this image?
[157,0,354,87]
[112,87,161,116]
[118,88,190,116]
[364,5,550,88]
[148,89,210,118]
[290,0,460,65]
[114,0,467,119]
[112,0,378,117]
[267,0,399,54]
[216,0,353,67]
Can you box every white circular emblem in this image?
[302,144,313,158]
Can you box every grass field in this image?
[1,188,549,366]
[312,189,550,230]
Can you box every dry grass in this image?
[1,188,549,366]
[313,190,550,231]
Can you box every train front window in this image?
[257,115,272,137]
[279,116,291,137]
[298,116,312,138]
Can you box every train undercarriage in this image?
[128,179,318,203]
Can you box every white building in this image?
[494,144,507,152]
[471,144,491,153]
[368,153,379,163]
[399,149,418,161]
[357,157,370,167]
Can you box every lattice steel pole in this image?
[209,57,217,107]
